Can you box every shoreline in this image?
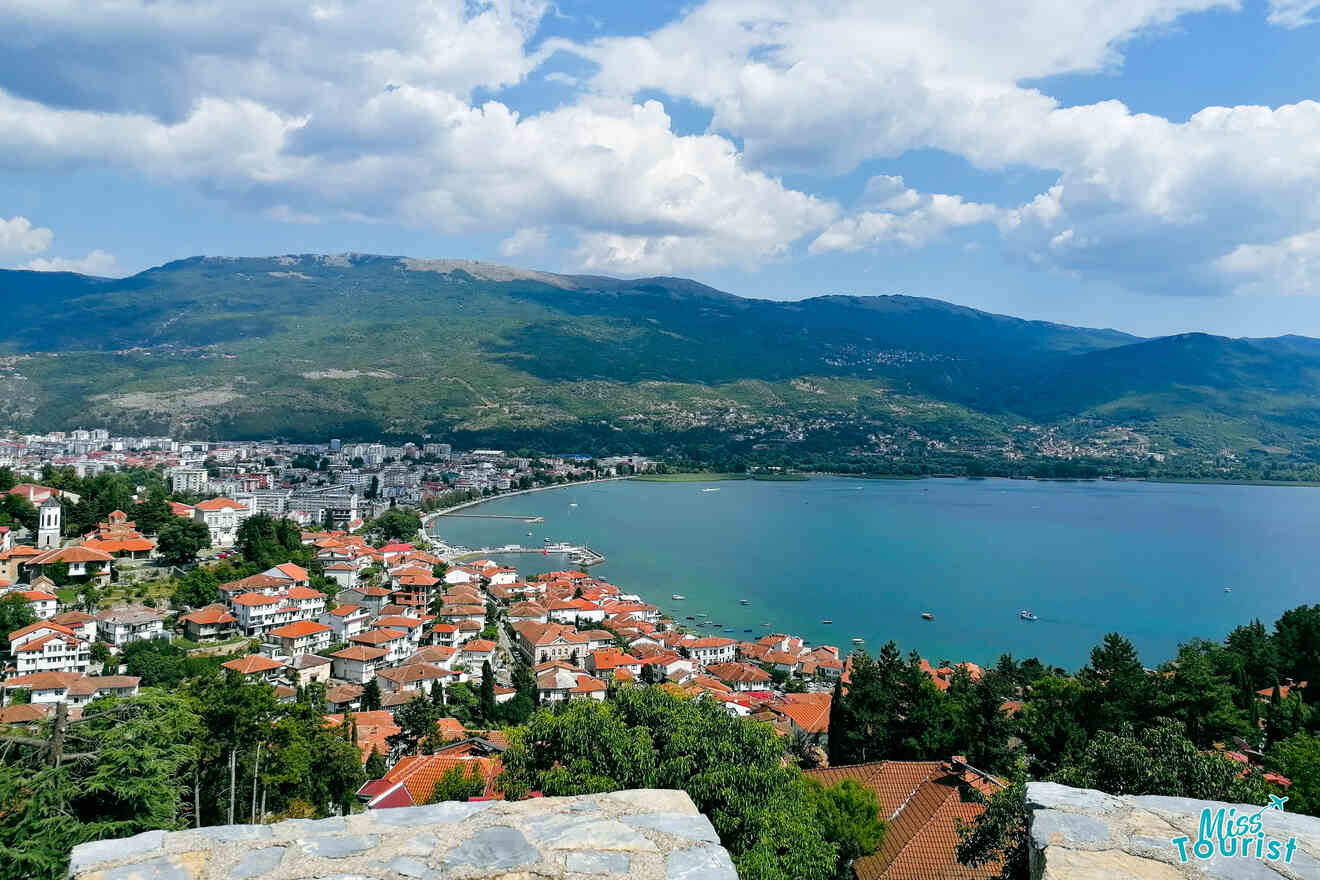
[421,475,632,528]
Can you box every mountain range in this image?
[4,254,1319,474]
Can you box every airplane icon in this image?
[1268,795,1288,812]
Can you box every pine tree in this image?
[361,679,382,711]
[480,660,497,724]
[430,679,445,708]
[364,746,387,780]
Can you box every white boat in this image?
[671,594,686,600]
[569,502,578,507]
[921,612,935,620]
[1019,610,1038,621]
[701,487,721,493]
[851,637,865,644]
[739,599,749,605]
[1224,587,1232,593]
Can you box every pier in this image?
[435,513,545,523]
[441,543,606,566]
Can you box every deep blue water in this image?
[428,477,1320,671]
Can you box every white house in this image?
[321,604,371,641]
[350,628,411,665]
[94,606,170,647]
[683,637,738,666]
[330,645,388,683]
[192,497,250,547]
[266,620,332,657]
[9,622,90,675]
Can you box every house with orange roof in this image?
[682,636,738,666]
[8,621,90,675]
[704,662,773,691]
[351,627,411,664]
[0,545,43,585]
[81,510,156,559]
[180,604,237,641]
[192,497,250,546]
[769,692,832,740]
[323,561,358,591]
[511,621,610,666]
[1256,679,1309,702]
[267,620,333,657]
[545,598,606,625]
[806,758,1004,880]
[2,671,138,706]
[375,662,450,694]
[535,666,608,703]
[374,615,427,645]
[506,602,548,624]
[221,653,286,682]
[26,544,114,587]
[338,584,392,615]
[49,610,96,642]
[356,752,501,808]
[325,683,363,713]
[458,638,497,669]
[325,710,401,763]
[331,645,389,683]
[320,603,371,640]
[586,649,643,678]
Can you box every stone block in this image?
[1031,809,1112,850]
[297,833,379,859]
[522,813,658,852]
[623,813,720,843]
[370,801,495,827]
[665,844,738,880]
[228,846,285,879]
[101,853,206,880]
[70,830,166,873]
[1026,782,1122,815]
[566,850,632,874]
[270,816,349,838]
[441,825,542,871]
[599,789,698,815]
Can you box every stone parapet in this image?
[68,789,737,880]
[1027,781,1320,879]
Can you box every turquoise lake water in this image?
[428,477,1320,671]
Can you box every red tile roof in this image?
[222,654,285,675]
[269,620,331,638]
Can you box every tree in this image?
[0,691,200,880]
[370,508,421,543]
[392,693,440,755]
[430,679,445,708]
[172,567,220,609]
[1269,733,1320,817]
[499,688,840,880]
[957,757,1029,880]
[1015,676,1088,775]
[156,517,212,566]
[1154,641,1249,747]
[827,643,945,765]
[121,640,187,688]
[1052,719,1269,802]
[1273,605,1320,687]
[364,746,388,780]
[0,493,37,532]
[361,678,382,712]
[428,764,488,803]
[1077,633,1154,735]
[806,777,886,879]
[134,487,174,536]
[1225,619,1279,689]
[479,660,497,724]
[7,688,30,705]
[89,642,113,672]
[0,595,36,659]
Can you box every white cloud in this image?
[21,249,120,276]
[0,215,54,256]
[1214,230,1320,295]
[499,227,550,257]
[565,0,1320,293]
[1267,1,1320,27]
[810,176,999,253]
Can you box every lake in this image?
[427,477,1320,671]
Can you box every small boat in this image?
[569,502,578,507]
[821,619,833,624]
[685,615,695,620]
[702,487,721,493]
[760,622,771,627]
[921,612,935,621]
[1224,587,1232,593]
[739,599,749,605]
[696,612,708,617]
[851,637,864,644]
[672,594,686,600]
[1018,610,1037,621]
[526,531,533,536]
[723,628,734,633]
[744,628,753,633]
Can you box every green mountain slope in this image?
[2,253,1317,473]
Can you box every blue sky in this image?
[2,0,1319,338]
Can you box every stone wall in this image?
[67,789,737,880]
[1028,781,1320,879]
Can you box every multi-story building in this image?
[94,606,170,646]
[193,497,250,547]
[266,620,332,658]
[168,467,209,494]
[9,622,90,675]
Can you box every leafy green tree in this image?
[1077,633,1155,735]
[430,679,445,708]
[171,567,220,609]
[364,746,388,780]
[1053,719,1269,802]
[235,514,305,569]
[1154,641,1250,747]
[370,508,421,543]
[0,691,200,880]
[1268,733,1320,816]
[1273,605,1320,687]
[0,467,15,492]
[261,686,366,817]
[956,757,1029,880]
[0,595,36,657]
[827,643,947,765]
[392,693,440,754]
[0,493,37,532]
[1015,676,1088,775]
[156,518,212,566]
[806,778,886,879]
[499,688,839,880]
[7,688,30,705]
[134,487,175,536]
[121,640,188,688]
[360,679,382,711]
[428,764,488,803]
[1225,619,1279,689]
[89,642,112,671]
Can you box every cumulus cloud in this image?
[0,215,54,256]
[499,227,550,257]
[1267,1,1320,28]
[810,176,1000,253]
[21,249,121,276]
[565,0,1320,293]
[1214,230,1320,296]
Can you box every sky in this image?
[2,0,1319,338]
